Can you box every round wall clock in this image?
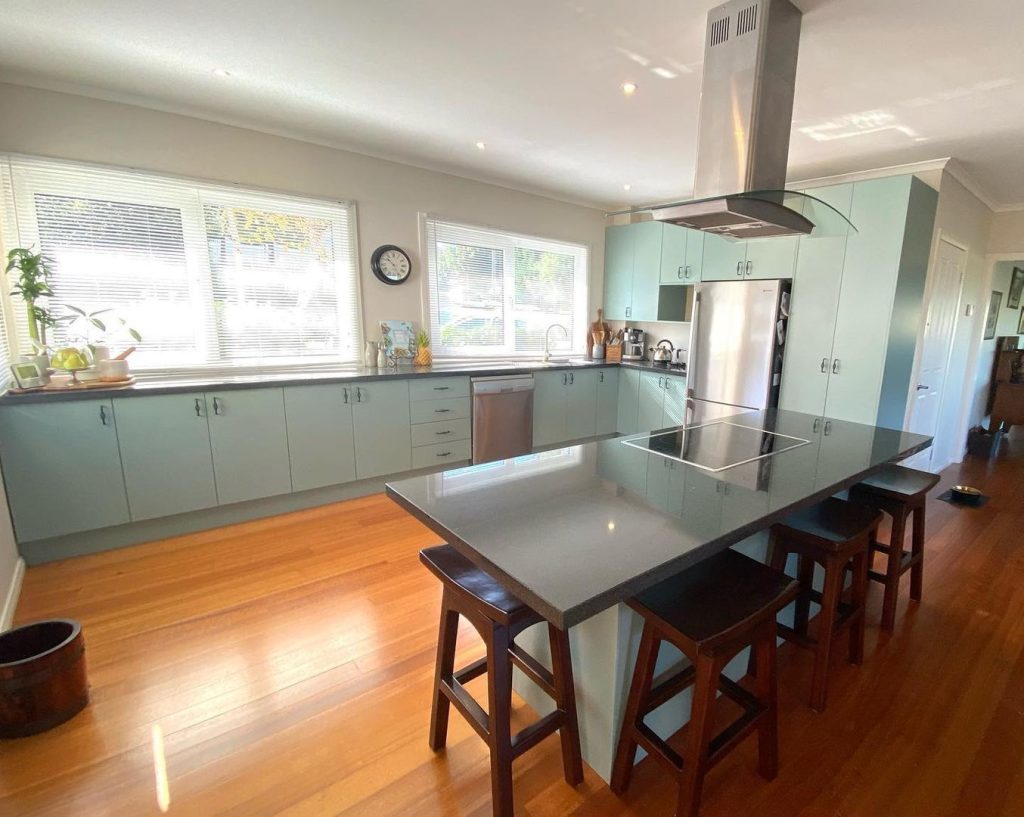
[371,244,412,285]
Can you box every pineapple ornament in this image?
[414,329,432,366]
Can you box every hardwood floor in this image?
[3,437,1023,816]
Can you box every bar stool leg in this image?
[486,624,514,817]
[753,626,779,780]
[429,591,460,751]
[910,505,926,603]
[881,507,908,631]
[677,653,721,817]
[810,557,844,713]
[548,623,584,786]
[849,544,870,665]
[610,624,660,794]
[793,555,815,636]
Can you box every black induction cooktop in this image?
[621,420,810,472]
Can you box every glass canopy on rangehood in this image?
[608,189,857,240]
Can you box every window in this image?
[424,216,588,358]
[0,156,360,371]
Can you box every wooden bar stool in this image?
[611,549,798,817]
[767,497,881,712]
[849,464,941,631]
[419,545,583,817]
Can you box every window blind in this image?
[0,156,360,371]
[424,216,588,358]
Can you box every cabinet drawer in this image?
[411,418,472,447]
[412,439,472,469]
[409,377,470,401]
[410,397,471,424]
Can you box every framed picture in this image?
[1018,308,1024,335]
[985,291,1002,339]
[1008,266,1024,309]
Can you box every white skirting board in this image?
[1,558,25,631]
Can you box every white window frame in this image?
[0,154,362,377]
[420,213,589,360]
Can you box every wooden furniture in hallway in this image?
[611,550,798,817]
[420,544,583,817]
[768,498,880,712]
[850,464,942,631]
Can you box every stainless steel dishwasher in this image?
[471,375,535,464]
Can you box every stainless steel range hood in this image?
[649,0,817,239]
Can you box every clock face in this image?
[373,245,411,284]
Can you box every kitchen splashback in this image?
[610,320,690,363]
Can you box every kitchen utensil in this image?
[623,328,645,361]
[950,485,982,504]
[97,359,130,381]
[671,348,687,366]
[114,346,136,361]
[650,339,674,366]
[592,343,605,359]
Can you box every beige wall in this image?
[0,83,606,352]
[988,211,1024,255]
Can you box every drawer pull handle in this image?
[433,386,450,391]
[436,451,451,457]
[436,430,452,435]
[435,408,451,414]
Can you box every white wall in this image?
[988,211,1024,255]
[0,83,607,350]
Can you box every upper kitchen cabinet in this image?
[603,224,634,320]
[0,400,130,542]
[702,233,798,281]
[779,175,938,427]
[701,233,748,281]
[604,221,700,320]
[659,223,703,284]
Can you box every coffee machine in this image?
[623,327,645,361]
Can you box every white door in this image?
[905,238,966,471]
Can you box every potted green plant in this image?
[5,247,56,373]
[59,305,141,362]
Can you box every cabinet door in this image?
[0,400,129,541]
[825,176,911,424]
[616,367,641,435]
[565,369,598,441]
[352,381,412,478]
[661,376,687,428]
[630,221,663,321]
[285,385,356,492]
[744,237,798,279]
[684,229,704,282]
[207,389,292,504]
[681,469,724,540]
[603,225,634,320]
[637,372,667,432]
[659,224,688,284]
[701,233,747,281]
[532,371,567,447]
[595,368,620,435]
[115,393,218,521]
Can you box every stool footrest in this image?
[511,710,565,759]
[453,657,488,686]
[509,643,556,698]
[642,663,698,716]
[442,678,490,742]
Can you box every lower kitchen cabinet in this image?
[636,371,689,431]
[412,438,472,469]
[662,375,687,426]
[595,368,619,435]
[351,381,412,478]
[565,370,598,441]
[114,392,219,521]
[207,388,293,504]
[616,367,641,435]
[284,385,357,492]
[0,400,129,541]
[533,370,599,447]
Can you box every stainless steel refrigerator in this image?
[686,279,789,412]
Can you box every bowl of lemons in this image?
[49,347,92,384]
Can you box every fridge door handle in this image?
[686,289,701,399]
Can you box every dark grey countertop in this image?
[0,359,624,405]
[619,360,687,378]
[386,406,931,629]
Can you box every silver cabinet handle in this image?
[194,397,203,417]
[433,386,450,391]
[625,306,631,318]
[657,376,664,388]
[678,265,684,279]
[916,384,929,391]
[342,387,349,404]
[436,451,451,458]
[569,372,574,385]
[820,357,829,374]
[599,372,605,383]
[664,379,671,392]
[832,359,840,374]
[562,373,567,386]
[824,420,833,436]
[684,265,692,279]
[745,260,752,276]
[813,418,821,433]
[355,387,363,403]
[436,430,451,436]
[435,408,451,414]
[99,405,109,426]
[212,397,222,416]
[736,261,743,277]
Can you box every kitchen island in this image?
[386,404,931,780]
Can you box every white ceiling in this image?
[1,0,1023,210]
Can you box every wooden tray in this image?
[7,376,136,395]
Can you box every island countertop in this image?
[386,405,931,629]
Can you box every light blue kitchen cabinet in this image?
[659,223,687,284]
[661,375,688,427]
[701,233,748,281]
[284,385,357,492]
[744,236,799,279]
[114,393,219,521]
[532,370,567,447]
[630,221,663,321]
[351,381,412,478]
[595,368,619,436]
[565,370,599,441]
[636,372,689,431]
[596,438,647,496]
[681,469,724,540]
[603,225,634,320]
[616,367,641,435]
[645,455,686,515]
[0,400,129,541]
[207,388,292,505]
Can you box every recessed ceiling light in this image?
[621,82,637,97]
[475,141,487,151]
[623,184,632,191]
[213,68,232,78]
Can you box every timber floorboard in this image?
[2,434,1023,816]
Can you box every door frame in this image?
[903,231,967,472]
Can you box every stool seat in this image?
[633,549,798,647]
[853,464,940,503]
[420,545,532,625]
[776,497,884,549]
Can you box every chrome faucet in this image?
[543,323,569,362]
